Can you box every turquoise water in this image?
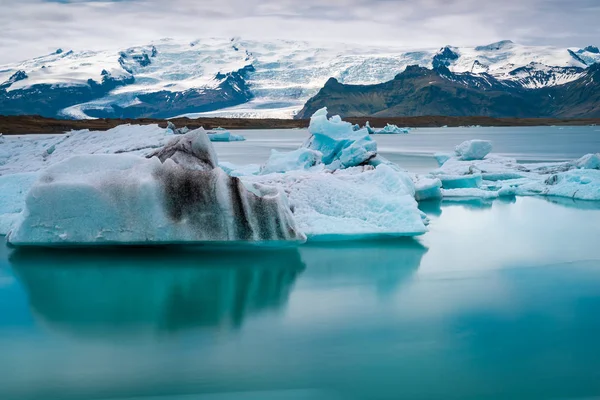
[2,197,600,399]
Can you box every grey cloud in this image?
[0,0,597,64]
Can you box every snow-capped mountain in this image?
[0,38,599,119]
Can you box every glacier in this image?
[2,38,599,119]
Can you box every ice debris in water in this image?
[454,139,493,161]
[427,140,600,201]
[7,130,304,246]
[375,124,410,134]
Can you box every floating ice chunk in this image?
[454,140,493,161]
[438,174,483,189]
[207,129,246,142]
[575,153,600,170]
[376,124,410,134]
[514,169,600,201]
[8,132,304,246]
[304,108,376,168]
[260,148,322,175]
[242,164,426,239]
[413,176,442,201]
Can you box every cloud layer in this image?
[1,0,598,63]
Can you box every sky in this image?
[0,0,599,64]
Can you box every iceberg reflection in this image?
[10,247,305,337]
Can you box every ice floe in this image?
[427,141,600,201]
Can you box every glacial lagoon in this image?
[1,127,600,399]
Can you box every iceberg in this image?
[7,131,305,246]
[242,164,427,239]
[303,108,377,168]
[375,124,411,134]
[454,140,493,161]
[207,129,246,142]
[260,148,322,175]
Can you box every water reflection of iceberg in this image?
[299,238,428,296]
[10,247,305,337]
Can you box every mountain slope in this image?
[296,64,600,119]
[0,38,599,119]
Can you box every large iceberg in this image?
[7,131,305,246]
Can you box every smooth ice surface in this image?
[242,164,426,238]
[7,132,304,246]
[454,139,493,161]
[376,124,410,134]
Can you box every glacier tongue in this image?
[7,131,305,246]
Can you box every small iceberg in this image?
[207,128,246,142]
[454,139,493,161]
[375,124,411,134]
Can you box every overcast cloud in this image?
[0,0,598,63]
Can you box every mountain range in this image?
[0,38,599,119]
[297,63,600,119]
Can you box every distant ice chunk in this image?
[207,129,246,142]
[304,108,376,168]
[376,124,410,134]
[454,140,493,161]
[242,164,427,239]
[260,148,322,175]
[8,131,304,246]
[365,121,375,135]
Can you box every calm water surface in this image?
[216,126,600,173]
[2,197,600,400]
